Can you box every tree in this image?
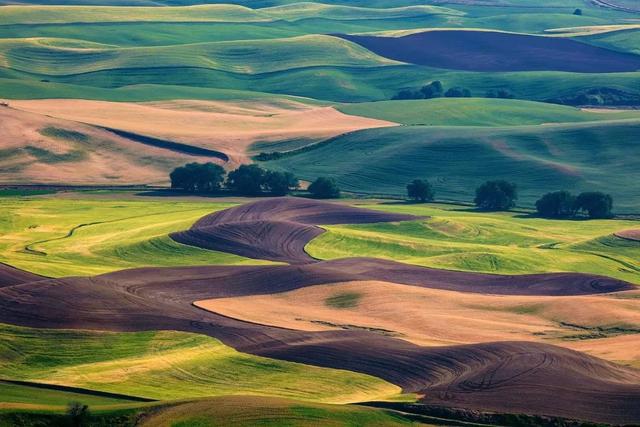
[420,81,443,99]
[264,171,299,196]
[226,164,266,196]
[407,179,435,202]
[474,180,517,211]
[535,191,576,218]
[486,88,514,99]
[308,177,340,199]
[573,8,582,15]
[574,192,613,219]
[170,162,225,193]
[445,87,471,98]
[67,402,90,427]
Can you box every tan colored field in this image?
[0,105,216,185]
[196,281,640,366]
[10,99,396,165]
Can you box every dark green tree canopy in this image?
[226,164,266,196]
[574,192,613,219]
[308,177,340,199]
[407,179,435,202]
[535,191,576,218]
[445,87,472,98]
[474,180,517,211]
[170,162,225,193]
[264,170,299,196]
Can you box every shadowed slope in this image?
[0,263,638,423]
[338,30,640,72]
[170,198,419,263]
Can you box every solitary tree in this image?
[407,179,435,202]
[308,177,340,199]
[573,8,582,15]
[170,162,225,193]
[574,192,613,219]
[474,180,517,211]
[535,191,576,218]
[264,171,299,196]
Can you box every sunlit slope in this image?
[139,396,424,427]
[264,120,640,211]
[0,35,398,76]
[305,203,640,284]
[0,198,275,277]
[337,98,640,126]
[0,324,400,403]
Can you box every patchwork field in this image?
[2,0,639,425]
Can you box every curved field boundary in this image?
[102,127,229,162]
[337,30,640,73]
[0,263,638,423]
[171,198,420,264]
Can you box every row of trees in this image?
[535,190,613,219]
[393,80,514,101]
[406,179,614,219]
[170,163,341,198]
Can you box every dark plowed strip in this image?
[170,198,419,264]
[0,379,155,402]
[0,266,639,424]
[0,262,44,288]
[101,127,229,162]
[337,31,640,73]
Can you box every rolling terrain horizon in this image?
[0,0,639,426]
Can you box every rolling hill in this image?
[263,119,640,211]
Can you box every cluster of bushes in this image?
[170,163,298,196]
[393,81,472,100]
[536,190,613,219]
[170,162,340,199]
[546,87,640,107]
[393,81,517,101]
[406,179,614,219]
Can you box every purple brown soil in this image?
[615,229,640,241]
[170,197,419,264]
[0,262,44,288]
[0,262,639,424]
[336,30,640,73]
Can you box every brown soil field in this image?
[171,198,420,263]
[0,262,43,288]
[1,200,639,423]
[195,280,640,363]
[338,30,640,72]
[0,257,639,423]
[616,229,640,241]
[0,106,222,185]
[9,99,395,165]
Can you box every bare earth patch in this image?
[0,106,218,185]
[195,281,640,365]
[616,229,640,241]
[10,99,396,165]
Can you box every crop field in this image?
[1,0,639,425]
[306,203,640,284]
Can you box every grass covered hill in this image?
[263,118,640,212]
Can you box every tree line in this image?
[170,162,340,199]
[406,179,614,219]
[392,80,513,101]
